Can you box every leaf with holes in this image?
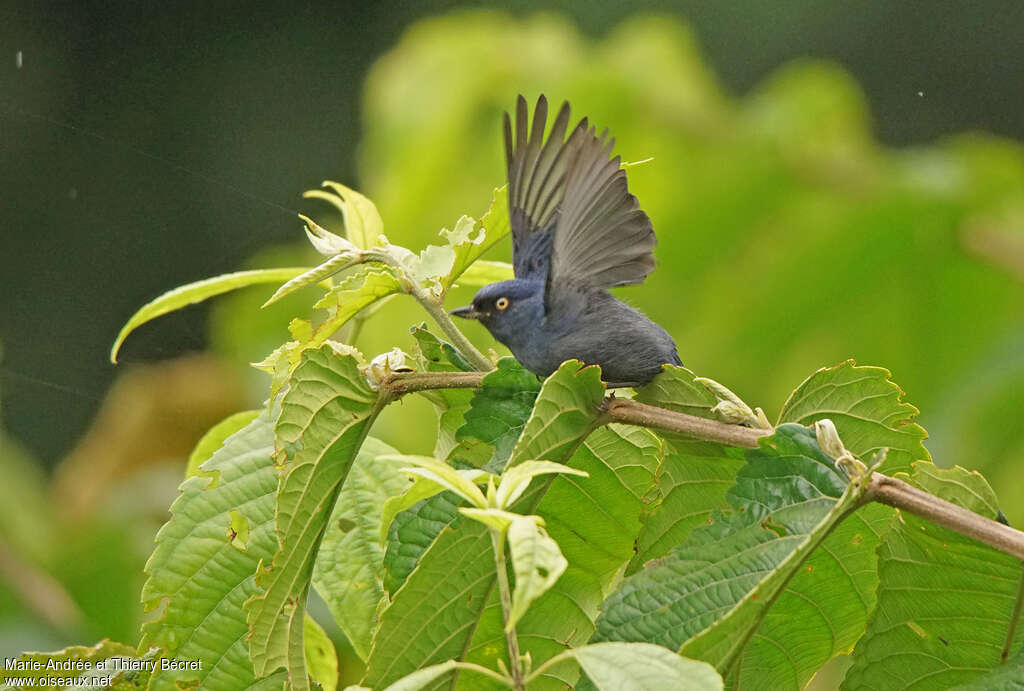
[245,347,381,690]
[594,424,874,681]
[779,360,929,475]
[363,361,622,688]
[140,410,286,690]
[629,366,746,571]
[843,463,1024,690]
[312,437,409,661]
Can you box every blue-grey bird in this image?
[450,95,680,386]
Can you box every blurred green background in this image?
[2,1,1023,686]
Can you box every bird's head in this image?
[449,279,544,349]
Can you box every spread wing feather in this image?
[503,94,655,295]
[550,125,656,292]
[505,95,584,278]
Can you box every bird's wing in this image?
[504,94,586,279]
[547,123,656,296]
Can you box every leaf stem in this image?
[450,661,515,686]
[490,530,526,691]
[377,370,1024,563]
[524,649,575,685]
[1002,565,1024,662]
[364,249,493,371]
[412,288,493,371]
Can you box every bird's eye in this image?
[495,297,510,310]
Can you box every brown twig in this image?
[867,474,1024,560]
[378,371,1024,562]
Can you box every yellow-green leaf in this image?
[110,267,312,363]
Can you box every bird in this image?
[450,94,680,387]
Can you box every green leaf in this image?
[312,437,409,661]
[140,410,285,690]
[185,409,261,480]
[506,516,568,631]
[952,646,1024,690]
[379,358,540,597]
[455,357,541,471]
[639,361,931,690]
[374,660,458,691]
[304,614,339,691]
[364,361,608,688]
[110,267,312,363]
[262,252,359,307]
[594,424,872,677]
[390,455,489,508]
[254,268,399,399]
[630,366,746,571]
[381,491,463,595]
[459,507,533,534]
[843,463,1024,690]
[246,347,381,689]
[409,326,475,459]
[309,181,384,249]
[381,466,489,543]
[313,266,403,316]
[494,460,589,509]
[465,424,663,689]
[441,186,511,290]
[1,640,142,689]
[569,642,723,691]
[778,360,930,474]
[730,360,932,689]
[451,260,514,287]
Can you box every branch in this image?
[378,370,1024,562]
[866,475,1024,561]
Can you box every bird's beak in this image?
[450,305,485,320]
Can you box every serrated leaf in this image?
[465,424,663,690]
[185,409,261,480]
[110,267,312,363]
[364,361,609,688]
[441,186,511,290]
[730,360,932,690]
[140,409,285,690]
[263,253,359,307]
[455,357,542,471]
[378,358,539,597]
[635,362,929,689]
[506,516,568,631]
[255,268,399,400]
[843,463,1024,690]
[570,642,722,691]
[381,491,463,595]
[629,366,747,571]
[779,360,930,474]
[246,347,381,689]
[312,437,409,661]
[312,181,384,249]
[594,424,872,679]
[313,267,402,314]
[381,467,490,543]
[409,326,475,459]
